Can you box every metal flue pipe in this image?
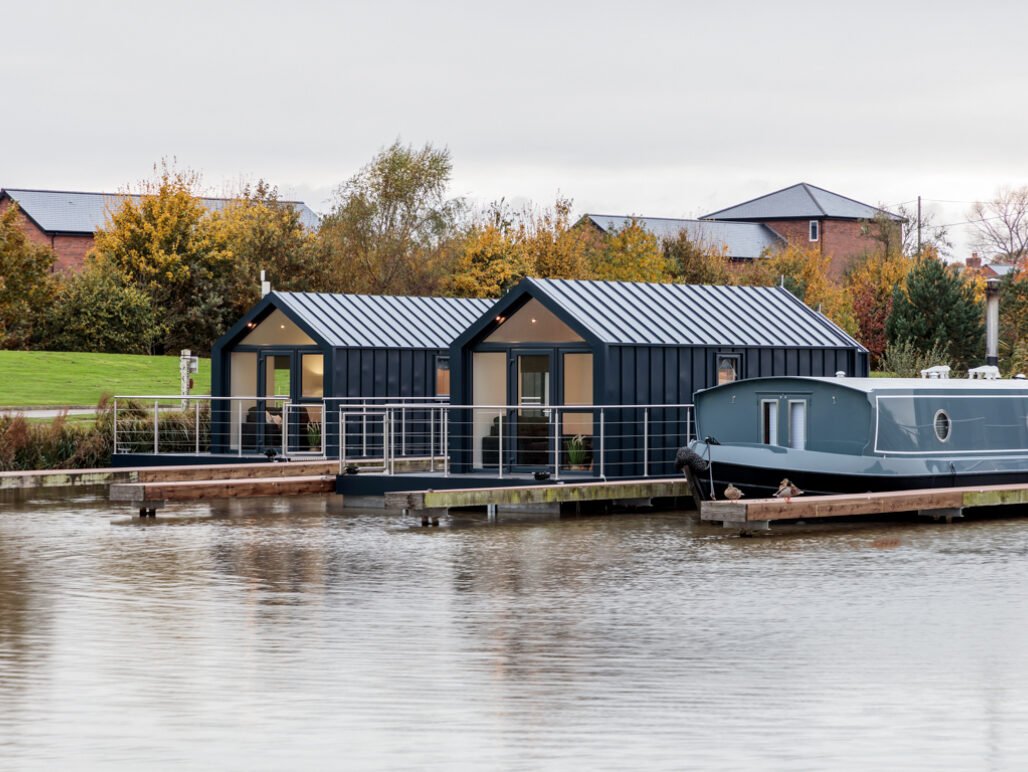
[985,277,1001,367]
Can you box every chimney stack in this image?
[985,277,1001,367]
[966,253,981,269]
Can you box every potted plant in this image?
[306,421,322,451]
[566,434,589,471]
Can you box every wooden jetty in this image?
[385,478,692,525]
[701,482,1028,531]
[111,474,336,516]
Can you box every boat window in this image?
[789,400,807,450]
[761,399,778,445]
[934,410,951,442]
[717,354,740,385]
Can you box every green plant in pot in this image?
[566,434,588,470]
[306,421,322,451]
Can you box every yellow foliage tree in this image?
[591,218,666,282]
[525,197,597,279]
[663,229,735,285]
[90,161,234,350]
[445,221,532,298]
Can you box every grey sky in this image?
[5,0,1028,258]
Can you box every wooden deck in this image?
[701,482,1028,527]
[110,475,336,508]
[385,478,692,522]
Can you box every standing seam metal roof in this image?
[1,188,321,232]
[526,278,865,350]
[270,292,493,349]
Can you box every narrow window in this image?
[761,400,778,445]
[789,400,807,449]
[809,220,819,242]
[435,356,450,398]
[717,354,741,385]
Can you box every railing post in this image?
[237,400,243,456]
[498,410,503,480]
[153,400,159,454]
[113,398,118,454]
[429,406,436,472]
[443,407,449,477]
[282,402,288,459]
[339,411,345,475]
[553,407,560,480]
[401,407,406,457]
[599,409,605,479]
[643,408,649,478]
[195,400,201,455]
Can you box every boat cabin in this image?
[448,278,868,477]
[209,291,492,456]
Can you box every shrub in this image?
[879,339,951,378]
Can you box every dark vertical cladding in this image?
[449,279,870,478]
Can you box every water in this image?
[2,491,1028,770]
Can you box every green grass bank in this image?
[0,351,211,407]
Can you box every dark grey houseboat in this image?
[447,278,868,478]
[209,291,492,456]
[689,376,1028,498]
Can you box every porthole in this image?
[934,410,951,443]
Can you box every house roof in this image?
[702,183,903,222]
[0,187,321,233]
[265,291,494,349]
[583,214,783,259]
[469,278,865,350]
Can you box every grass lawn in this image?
[0,351,211,407]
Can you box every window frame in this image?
[809,220,819,242]
[788,399,807,450]
[435,355,450,398]
[761,399,779,445]
[715,352,742,386]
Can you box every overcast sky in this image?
[5,0,1028,259]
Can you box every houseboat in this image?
[687,375,1028,498]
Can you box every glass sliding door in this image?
[514,353,552,468]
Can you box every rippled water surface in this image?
[2,491,1028,770]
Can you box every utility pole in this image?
[917,195,922,255]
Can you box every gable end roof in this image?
[701,182,903,222]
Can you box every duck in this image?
[724,483,744,501]
[775,479,803,500]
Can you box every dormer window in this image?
[809,220,819,242]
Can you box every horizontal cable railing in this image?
[111,396,694,479]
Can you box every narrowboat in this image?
[686,376,1028,498]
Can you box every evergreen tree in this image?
[885,252,984,369]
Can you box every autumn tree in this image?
[591,218,665,282]
[90,162,234,351]
[885,250,983,370]
[663,228,734,285]
[0,202,56,349]
[320,141,463,295]
[860,203,951,259]
[968,186,1028,264]
[209,180,328,318]
[846,250,914,367]
[524,197,596,279]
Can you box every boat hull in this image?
[688,441,1028,500]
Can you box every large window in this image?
[484,299,584,343]
[241,309,316,346]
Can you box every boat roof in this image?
[700,376,1028,396]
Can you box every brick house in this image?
[0,188,321,273]
[702,182,904,279]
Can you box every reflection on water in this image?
[2,491,1028,770]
